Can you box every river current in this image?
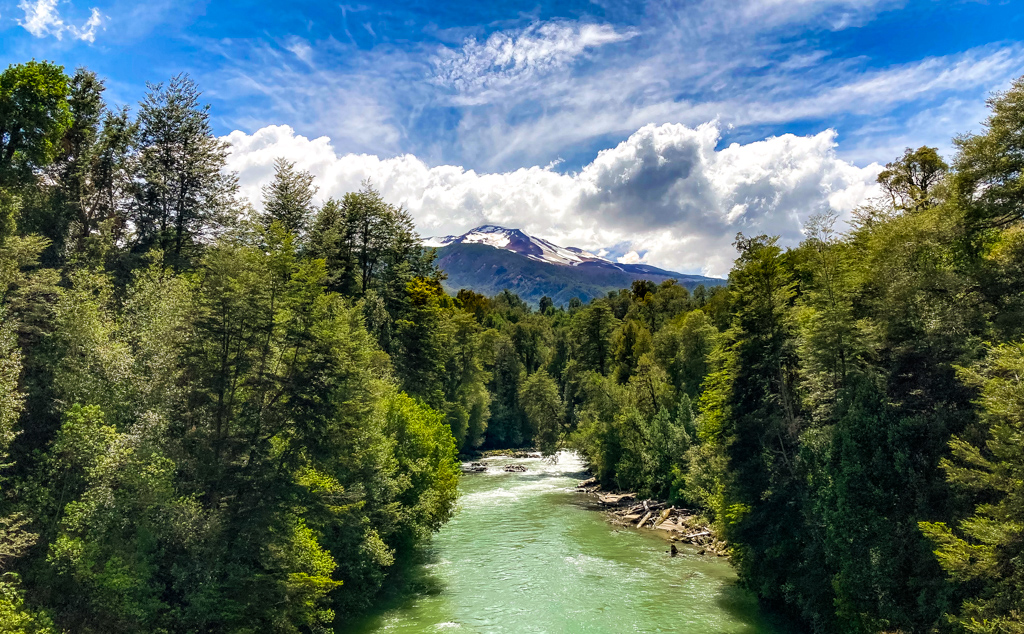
[351,452,786,634]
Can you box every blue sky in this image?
[2,0,1023,274]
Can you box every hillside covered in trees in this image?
[1,59,1023,633]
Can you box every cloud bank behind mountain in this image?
[224,121,881,277]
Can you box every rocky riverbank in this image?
[459,460,532,473]
[575,478,729,557]
[479,449,542,459]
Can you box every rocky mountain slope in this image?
[425,226,724,305]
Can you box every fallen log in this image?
[653,508,672,527]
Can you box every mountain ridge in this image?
[424,226,724,305]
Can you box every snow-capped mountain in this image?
[423,225,609,267]
[423,225,725,306]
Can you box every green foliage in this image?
[0,61,72,187]
[519,370,563,455]
[0,307,22,460]
[921,343,1024,633]
[953,75,1024,230]
[308,182,420,300]
[262,157,317,239]
[133,74,238,268]
[877,146,948,212]
[0,576,54,634]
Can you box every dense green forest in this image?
[1,60,1022,633]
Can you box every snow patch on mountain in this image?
[423,225,610,267]
[423,235,458,248]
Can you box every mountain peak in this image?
[424,226,608,266]
[468,224,513,233]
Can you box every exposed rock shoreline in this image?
[574,478,729,557]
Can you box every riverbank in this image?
[461,448,543,459]
[574,477,730,557]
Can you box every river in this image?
[350,452,787,634]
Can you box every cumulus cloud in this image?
[224,122,880,277]
[617,251,648,265]
[18,0,63,38]
[433,20,637,100]
[18,0,102,41]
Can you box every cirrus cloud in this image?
[432,20,638,102]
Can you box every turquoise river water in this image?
[350,452,788,634]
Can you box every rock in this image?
[598,493,636,506]
[503,464,527,472]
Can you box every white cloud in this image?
[19,0,63,38]
[728,0,903,30]
[223,122,881,277]
[433,20,637,100]
[69,7,102,42]
[617,251,647,265]
[18,0,103,42]
[284,38,314,65]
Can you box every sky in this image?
[2,0,1022,276]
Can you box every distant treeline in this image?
[0,59,1021,633]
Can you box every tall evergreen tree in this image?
[261,157,317,238]
[133,74,237,268]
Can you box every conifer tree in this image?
[261,157,317,239]
[133,74,237,268]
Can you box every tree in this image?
[519,370,563,455]
[0,62,73,245]
[570,302,617,375]
[261,157,317,239]
[309,184,418,297]
[611,319,653,383]
[877,146,948,213]
[538,295,554,314]
[486,333,527,447]
[133,74,237,268]
[456,288,491,321]
[796,212,862,419]
[714,234,806,614]
[952,76,1024,230]
[441,310,491,450]
[921,343,1024,633]
[0,61,72,187]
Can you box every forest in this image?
[0,59,1021,633]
